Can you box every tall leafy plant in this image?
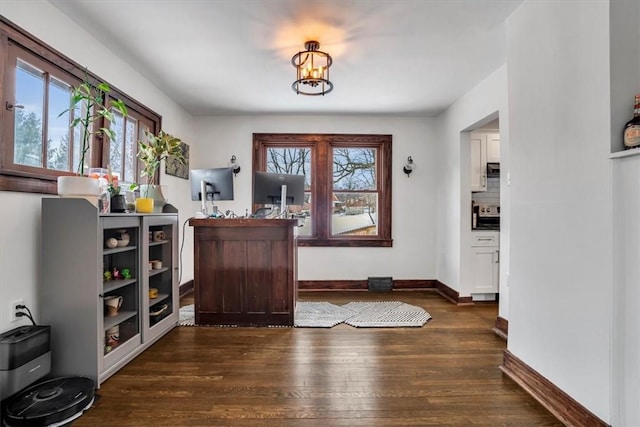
[136,130,185,196]
[59,72,128,176]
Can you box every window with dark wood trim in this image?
[0,16,161,194]
[102,100,155,185]
[253,133,392,247]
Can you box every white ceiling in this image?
[49,0,522,117]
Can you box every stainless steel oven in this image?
[472,203,500,230]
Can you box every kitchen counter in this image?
[472,225,500,231]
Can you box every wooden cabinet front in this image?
[190,218,298,326]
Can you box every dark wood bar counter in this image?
[189,218,298,326]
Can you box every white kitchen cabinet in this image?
[470,132,500,192]
[470,232,499,295]
[470,133,487,191]
[471,233,499,246]
[471,247,499,293]
[486,133,501,163]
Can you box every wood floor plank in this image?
[73,291,562,426]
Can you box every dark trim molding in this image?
[435,280,474,305]
[493,316,508,339]
[298,279,474,305]
[298,279,438,292]
[179,280,194,298]
[298,280,368,291]
[501,350,609,427]
[392,279,437,290]
[0,174,56,194]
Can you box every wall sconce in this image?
[403,156,414,177]
[229,155,241,176]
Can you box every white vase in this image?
[57,176,100,206]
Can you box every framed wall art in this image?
[166,141,189,179]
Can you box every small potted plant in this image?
[107,177,127,213]
[57,71,128,199]
[133,130,185,213]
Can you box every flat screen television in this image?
[253,172,305,208]
[190,167,234,202]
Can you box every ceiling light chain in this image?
[291,41,334,96]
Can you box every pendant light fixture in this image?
[291,41,333,96]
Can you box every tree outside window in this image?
[107,110,151,184]
[0,18,161,194]
[13,59,76,172]
[253,133,392,247]
[332,147,378,236]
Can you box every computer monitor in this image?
[253,171,305,214]
[190,167,234,216]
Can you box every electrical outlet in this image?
[10,299,24,322]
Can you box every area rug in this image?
[341,301,431,328]
[294,302,355,328]
[179,301,431,328]
[178,304,195,326]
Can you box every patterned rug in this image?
[295,301,431,328]
[293,302,354,328]
[179,301,432,328]
[178,304,195,326]
[341,301,432,328]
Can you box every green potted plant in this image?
[57,71,128,199]
[107,179,127,213]
[133,130,185,213]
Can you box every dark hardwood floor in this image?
[75,291,561,426]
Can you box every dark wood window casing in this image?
[253,133,393,248]
[0,16,161,194]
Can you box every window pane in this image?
[266,147,311,189]
[331,192,378,236]
[266,147,312,234]
[292,192,312,236]
[72,114,83,173]
[139,122,150,140]
[47,77,72,171]
[333,147,376,190]
[135,122,151,183]
[123,117,137,183]
[109,112,124,178]
[69,94,86,174]
[14,60,44,167]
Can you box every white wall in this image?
[609,2,640,425]
[192,115,438,280]
[0,0,196,332]
[609,0,640,152]
[612,154,640,427]
[435,64,510,317]
[506,1,611,421]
